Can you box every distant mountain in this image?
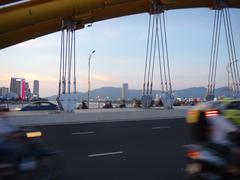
[47,86,230,101]
[174,87,207,99]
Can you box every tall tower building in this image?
[10,77,26,99]
[25,81,31,99]
[0,87,9,98]
[33,80,39,97]
[122,83,128,101]
[10,77,17,94]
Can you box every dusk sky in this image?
[0,8,240,97]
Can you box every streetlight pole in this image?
[88,50,95,108]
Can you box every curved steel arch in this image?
[0,0,240,49]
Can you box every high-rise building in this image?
[25,82,29,93]
[10,77,18,95]
[122,83,128,101]
[10,77,26,99]
[33,80,39,97]
[0,87,9,98]
[25,81,31,99]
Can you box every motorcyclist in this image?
[207,114,240,175]
[207,114,238,144]
[190,103,240,176]
[0,115,27,166]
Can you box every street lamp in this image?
[88,50,95,108]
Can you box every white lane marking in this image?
[152,126,171,130]
[72,131,95,135]
[88,151,123,158]
[182,144,194,148]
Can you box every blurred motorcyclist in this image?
[207,115,240,175]
[192,108,240,175]
[0,111,31,168]
[208,115,238,144]
[0,112,62,179]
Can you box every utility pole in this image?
[88,50,95,108]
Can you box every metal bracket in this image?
[150,0,165,15]
[212,0,227,10]
[61,19,78,30]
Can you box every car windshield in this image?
[212,101,224,109]
[39,102,50,106]
[24,103,39,107]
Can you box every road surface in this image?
[34,118,191,180]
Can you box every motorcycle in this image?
[185,144,240,179]
[0,127,62,180]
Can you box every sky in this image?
[0,8,240,97]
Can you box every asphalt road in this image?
[34,118,192,180]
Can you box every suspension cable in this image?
[208,10,217,95]
[73,29,76,94]
[226,8,240,94]
[210,10,220,95]
[223,9,237,96]
[58,22,64,96]
[156,15,164,93]
[62,28,66,94]
[159,13,168,93]
[207,9,222,99]
[59,20,78,96]
[142,1,173,108]
[150,14,158,95]
[163,12,172,94]
[209,10,219,96]
[146,15,156,95]
[212,10,222,96]
[224,9,237,87]
[143,15,152,95]
[67,28,73,94]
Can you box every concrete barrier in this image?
[1,107,190,126]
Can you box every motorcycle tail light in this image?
[187,150,201,159]
[205,110,219,117]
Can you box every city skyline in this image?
[0,77,40,99]
[0,9,240,97]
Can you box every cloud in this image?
[0,72,58,83]
[75,71,111,82]
[93,74,111,81]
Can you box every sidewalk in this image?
[1,107,190,126]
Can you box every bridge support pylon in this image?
[57,19,79,112]
[142,1,174,108]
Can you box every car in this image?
[219,99,240,125]
[0,104,9,112]
[21,101,59,111]
[186,99,240,125]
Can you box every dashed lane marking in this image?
[88,151,123,158]
[152,126,171,130]
[72,131,95,135]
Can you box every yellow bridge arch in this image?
[0,0,240,49]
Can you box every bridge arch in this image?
[0,0,240,49]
